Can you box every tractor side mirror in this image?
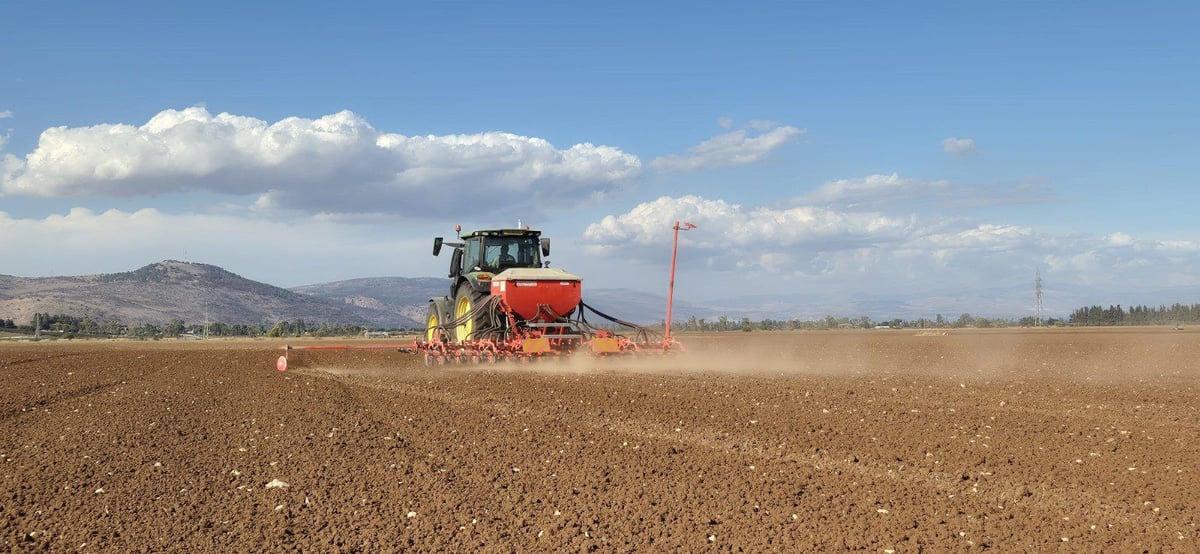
[433,237,443,256]
[540,238,550,257]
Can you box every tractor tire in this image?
[425,302,450,343]
[453,282,489,343]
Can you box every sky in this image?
[1,2,1198,318]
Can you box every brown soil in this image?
[2,329,1198,551]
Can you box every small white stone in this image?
[877,509,889,514]
[94,488,105,494]
[274,504,284,511]
[153,462,162,468]
[707,535,716,542]
[265,479,289,489]
[407,511,417,518]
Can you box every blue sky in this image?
[2,2,1198,318]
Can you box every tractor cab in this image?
[463,232,542,273]
[433,228,551,297]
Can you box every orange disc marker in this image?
[276,356,288,372]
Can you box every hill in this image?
[0,261,420,328]
[290,276,448,327]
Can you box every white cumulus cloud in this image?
[0,110,13,119]
[797,173,1052,210]
[800,173,949,207]
[0,107,642,218]
[582,195,908,272]
[1107,232,1133,246]
[582,194,1200,302]
[650,124,802,173]
[942,137,978,157]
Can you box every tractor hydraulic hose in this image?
[438,295,504,341]
[577,301,659,344]
[579,301,644,331]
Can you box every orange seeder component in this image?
[490,277,581,322]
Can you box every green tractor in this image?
[426,226,558,343]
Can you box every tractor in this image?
[417,225,671,364]
[275,222,691,371]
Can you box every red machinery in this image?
[413,224,695,365]
[278,223,692,369]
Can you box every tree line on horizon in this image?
[667,313,1063,332]
[3,313,382,339]
[1066,303,1200,326]
[669,303,1200,331]
[5,303,1197,340]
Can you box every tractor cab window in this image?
[482,237,540,271]
[463,238,484,272]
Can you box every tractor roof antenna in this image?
[517,219,523,229]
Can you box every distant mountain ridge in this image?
[290,276,448,327]
[0,261,420,328]
[0,261,1084,330]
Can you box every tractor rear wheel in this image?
[425,303,449,343]
[454,283,488,343]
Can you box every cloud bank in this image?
[583,195,909,272]
[583,194,1200,296]
[942,137,978,157]
[796,173,1054,210]
[650,124,802,173]
[0,107,642,218]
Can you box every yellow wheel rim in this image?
[455,295,473,342]
[426,311,440,342]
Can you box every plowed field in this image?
[2,328,1198,551]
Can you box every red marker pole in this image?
[664,221,695,344]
